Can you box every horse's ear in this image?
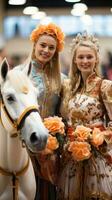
[0,58,9,82]
[23,62,32,76]
[27,62,32,76]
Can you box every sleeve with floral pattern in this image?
[101,79,112,121]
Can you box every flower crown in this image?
[71,31,100,53]
[30,23,65,52]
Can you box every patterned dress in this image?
[58,73,112,200]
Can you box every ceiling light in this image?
[73,3,88,11]
[23,6,39,15]
[71,8,85,16]
[9,0,26,5]
[32,11,46,20]
[65,0,80,2]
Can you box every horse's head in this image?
[0,58,48,152]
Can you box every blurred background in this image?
[1,0,112,77]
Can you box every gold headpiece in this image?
[30,23,65,52]
[71,31,99,53]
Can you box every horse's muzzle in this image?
[29,132,48,151]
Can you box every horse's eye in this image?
[7,95,15,103]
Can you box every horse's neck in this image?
[0,123,28,172]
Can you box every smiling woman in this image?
[25,23,65,200]
[57,32,112,200]
[29,23,65,118]
[33,34,57,65]
[74,45,97,74]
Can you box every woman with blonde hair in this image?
[30,23,65,118]
[57,32,112,200]
[26,23,65,200]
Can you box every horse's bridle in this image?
[0,94,39,199]
[0,95,39,137]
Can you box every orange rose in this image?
[74,125,92,141]
[91,128,104,148]
[41,135,59,155]
[43,116,65,135]
[68,141,91,161]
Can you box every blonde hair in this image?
[69,32,100,94]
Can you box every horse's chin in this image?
[25,142,47,153]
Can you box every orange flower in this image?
[30,23,65,52]
[41,135,59,155]
[74,125,92,141]
[68,141,91,161]
[43,116,65,135]
[91,128,104,148]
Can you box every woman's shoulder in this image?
[101,79,112,91]
[101,79,112,101]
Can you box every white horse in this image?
[0,59,48,200]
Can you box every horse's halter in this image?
[0,94,39,137]
[0,95,38,200]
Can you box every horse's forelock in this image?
[8,69,32,92]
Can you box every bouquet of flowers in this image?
[67,125,112,161]
[42,116,65,155]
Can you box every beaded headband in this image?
[71,31,100,53]
[30,23,65,52]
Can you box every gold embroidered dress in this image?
[58,73,112,200]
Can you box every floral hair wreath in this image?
[30,23,65,52]
[71,31,100,53]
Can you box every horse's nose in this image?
[30,132,38,145]
[30,132,47,149]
